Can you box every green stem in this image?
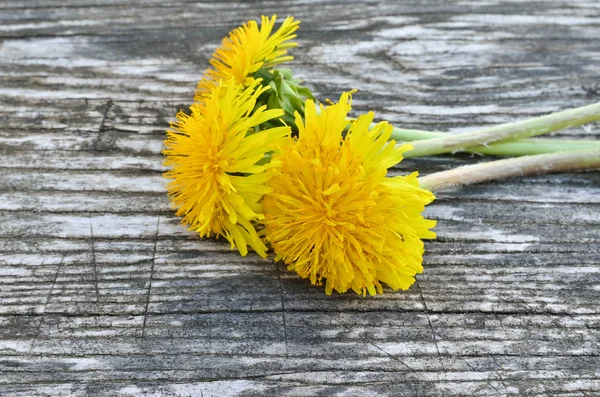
[392,128,600,157]
[418,148,600,192]
[399,102,600,158]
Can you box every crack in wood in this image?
[28,256,63,354]
[97,99,113,133]
[141,216,160,338]
[416,280,446,376]
[369,342,424,379]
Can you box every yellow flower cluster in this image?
[164,80,289,257]
[264,93,436,295]
[195,15,299,102]
[164,16,436,296]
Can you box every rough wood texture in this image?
[1,1,599,396]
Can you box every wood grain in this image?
[1,0,599,396]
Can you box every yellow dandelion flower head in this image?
[195,15,300,102]
[263,92,437,296]
[164,79,290,257]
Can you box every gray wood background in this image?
[1,1,599,396]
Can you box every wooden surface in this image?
[1,1,599,396]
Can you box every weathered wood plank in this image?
[1,0,600,395]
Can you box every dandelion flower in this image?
[164,79,289,257]
[195,15,299,102]
[263,92,437,295]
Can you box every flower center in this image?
[317,200,351,230]
[203,149,228,174]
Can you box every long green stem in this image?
[392,128,600,156]
[418,148,600,192]
[399,102,600,158]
